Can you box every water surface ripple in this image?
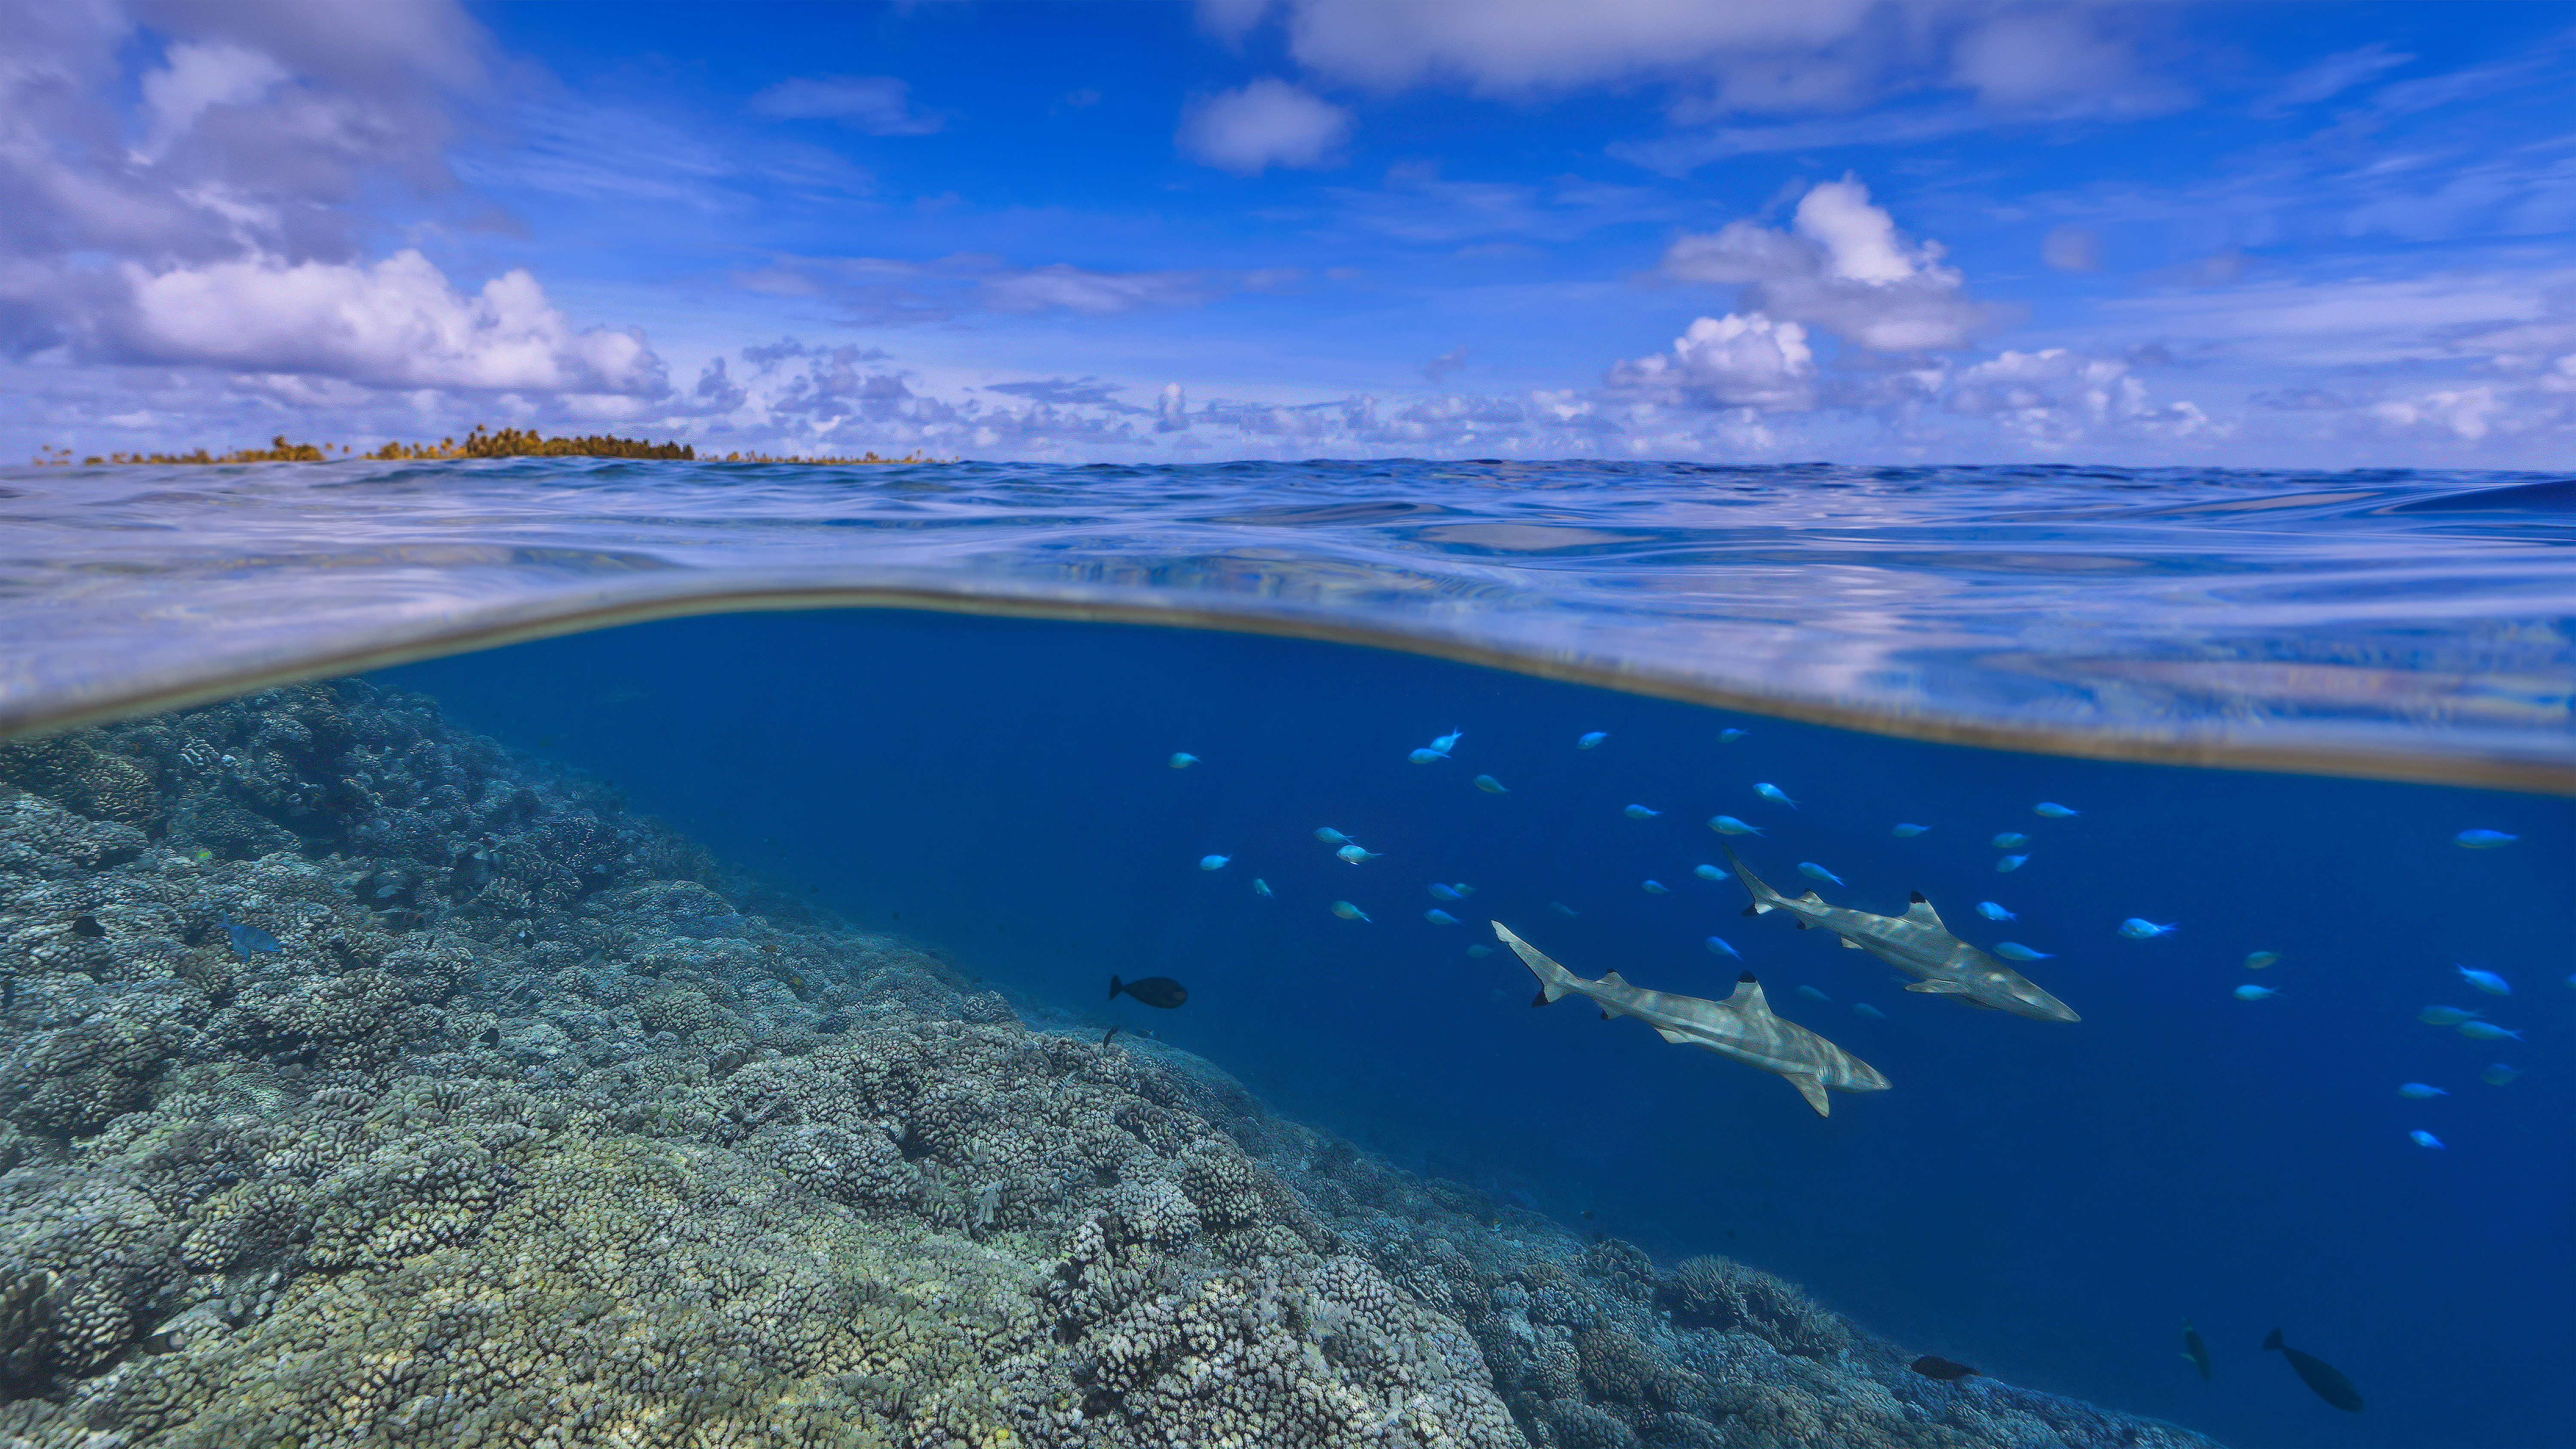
[2,458,2569,790]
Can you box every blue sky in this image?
[5,0,2573,465]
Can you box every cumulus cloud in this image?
[1662,177,1989,351]
[2041,225,2101,273]
[746,75,942,135]
[1421,345,1467,383]
[1945,348,2214,446]
[1605,313,1816,412]
[103,250,662,393]
[1178,79,1354,174]
[742,253,1242,325]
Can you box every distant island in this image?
[30,424,942,467]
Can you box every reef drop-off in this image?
[0,680,2222,1448]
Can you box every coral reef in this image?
[0,681,2224,1449]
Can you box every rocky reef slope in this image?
[0,680,2221,1449]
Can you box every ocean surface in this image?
[1,457,2570,1449]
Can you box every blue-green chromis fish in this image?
[1168,752,1200,769]
[1796,985,1830,1002]
[1623,804,1661,818]
[1198,854,1230,871]
[1719,728,1751,742]
[1707,816,1764,836]
[1704,936,1740,959]
[1473,775,1509,793]
[2458,966,2510,995]
[1996,854,2028,872]
[2245,950,2280,969]
[2033,802,2079,818]
[1576,731,1608,748]
[2454,829,2515,848]
[1892,823,1930,836]
[1408,748,1446,764]
[1428,883,1464,901]
[1430,728,1465,753]
[1252,878,1271,897]
[2398,1083,2448,1099]
[1977,902,2014,921]
[1853,1003,1887,1019]
[1337,844,1381,864]
[2409,1130,2445,1149]
[1797,862,1844,885]
[1549,902,1578,917]
[1991,832,2030,849]
[2417,1005,2479,1025]
[1994,942,2052,962]
[1331,901,1370,922]
[1315,827,1351,844]
[2120,919,2177,939]
[1754,783,1798,808]
[2234,984,2278,1000]
[2458,1021,2522,1041]
[1693,864,1728,881]
[2481,1063,2520,1086]
[1425,909,1461,925]
[1642,880,1669,894]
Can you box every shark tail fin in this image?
[2263,1330,2284,1353]
[1723,845,1784,914]
[1493,922,1581,1004]
[1785,1073,1829,1116]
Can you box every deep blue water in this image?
[381,607,2573,1449]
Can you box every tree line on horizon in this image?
[29,424,944,467]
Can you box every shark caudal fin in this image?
[1493,922,1583,1004]
[1722,845,1787,915]
[2263,1329,2285,1352]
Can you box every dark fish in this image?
[1109,975,1188,1009]
[2264,1329,2363,1411]
[1910,1356,1980,1382]
[71,914,105,938]
[477,1026,500,1046]
[2181,1319,2211,1380]
[1580,1209,1595,1220]
[218,912,283,961]
[1102,1025,1122,1046]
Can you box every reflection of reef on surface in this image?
[0,683,2222,1448]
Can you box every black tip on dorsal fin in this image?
[1530,989,1548,1008]
[1599,1009,1610,1020]
[1909,890,1927,903]
[1738,971,1757,984]
[1741,904,1760,916]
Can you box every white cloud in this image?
[2370,387,2505,441]
[2253,43,2413,115]
[746,76,942,135]
[1178,79,1354,174]
[1662,177,1988,351]
[1266,0,1896,94]
[106,250,664,394]
[1946,9,2189,116]
[1946,348,2214,447]
[979,264,1224,314]
[2041,225,2101,272]
[1605,313,1816,412]
[135,42,290,161]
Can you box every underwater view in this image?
[0,458,2567,1449]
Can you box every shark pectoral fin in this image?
[1838,936,1864,949]
[1785,1073,1829,1116]
[1653,1025,1696,1045]
[1905,979,1971,994]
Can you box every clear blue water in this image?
[5,459,2571,1447]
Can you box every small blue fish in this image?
[1198,854,1230,871]
[1473,775,1509,794]
[1707,816,1763,836]
[1976,902,2015,921]
[1996,854,2028,872]
[2233,984,2277,1000]
[1718,728,1751,743]
[2458,1021,2522,1042]
[2120,918,2178,940]
[1337,844,1381,865]
[1623,804,1661,819]
[1467,944,1495,957]
[1448,882,1478,896]
[1430,728,1466,753]
[1549,902,1578,917]
[2033,802,2079,818]
[2398,1083,2448,1100]
[1331,901,1370,922]
[1692,864,1728,881]
[1577,731,1608,749]
[1428,883,1464,901]
[1425,909,1461,926]
[2245,951,2281,969]
[1992,832,2030,850]
[2454,829,2516,849]
[1253,878,1272,897]
[2481,1063,2520,1087]
[1994,942,2052,962]
[1408,748,1447,765]
[1753,782,1797,809]
[1853,1002,1888,1019]
[1704,936,1741,959]
[2418,1005,2481,1025]
[1168,752,1200,769]
[2457,966,2510,996]
[1315,827,1351,844]
[1892,823,1930,837]
[1797,862,1844,886]
[1642,880,1669,894]
[218,913,282,960]
[1796,985,1830,1002]
[2409,1130,2446,1150]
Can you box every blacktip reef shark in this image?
[1493,922,1890,1116]
[1722,845,2080,1022]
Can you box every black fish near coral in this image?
[1109,974,1188,1008]
[71,914,105,937]
[2181,1319,2211,1380]
[2264,1328,2363,1411]
[1911,1355,1981,1381]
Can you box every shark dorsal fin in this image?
[1903,892,1944,929]
[1601,971,1629,988]
[1798,891,1825,907]
[1725,972,1772,1017]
